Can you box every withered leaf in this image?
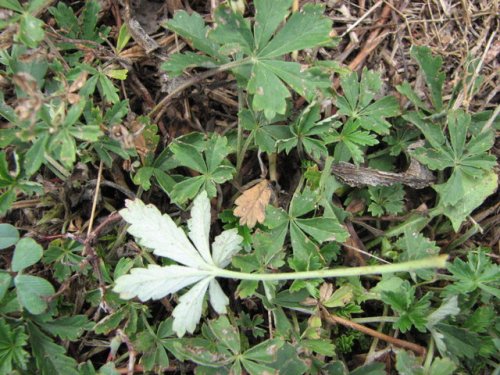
[234,180,272,228]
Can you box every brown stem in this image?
[347,3,393,71]
[321,307,426,356]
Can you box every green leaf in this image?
[27,321,79,375]
[433,323,481,360]
[0,272,11,302]
[0,0,23,12]
[164,4,332,119]
[290,221,319,264]
[464,305,495,333]
[37,315,93,341]
[210,5,254,54]
[164,11,223,58]
[435,170,497,231]
[258,4,332,58]
[323,285,354,308]
[267,342,308,374]
[243,338,283,363]
[368,184,405,217]
[170,141,207,173]
[396,229,440,280]
[253,0,292,50]
[50,128,77,168]
[24,133,48,176]
[350,363,386,375]
[14,275,54,314]
[336,69,399,135]
[0,318,29,373]
[295,217,347,243]
[208,316,241,354]
[429,357,457,375]
[12,237,43,272]
[324,119,378,164]
[98,74,120,103]
[396,81,430,112]
[205,135,231,173]
[444,250,499,298]
[248,61,291,119]
[240,359,276,375]
[381,281,431,332]
[0,223,19,249]
[395,350,424,375]
[48,3,79,38]
[170,175,205,205]
[0,189,16,216]
[169,135,235,204]
[105,69,128,80]
[63,99,85,127]
[161,52,220,77]
[81,0,100,40]
[135,320,172,371]
[18,13,45,48]
[410,46,445,111]
[116,23,131,52]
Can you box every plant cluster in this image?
[0,0,498,374]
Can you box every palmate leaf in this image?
[168,134,236,205]
[409,46,445,112]
[336,68,400,134]
[381,281,432,333]
[408,109,497,229]
[323,118,378,164]
[278,103,331,158]
[163,2,333,120]
[0,318,29,373]
[27,322,78,375]
[114,191,243,337]
[262,188,348,269]
[444,250,500,298]
[396,229,440,280]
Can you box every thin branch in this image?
[321,307,427,356]
[149,58,250,122]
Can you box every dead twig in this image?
[321,306,427,356]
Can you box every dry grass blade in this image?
[234,180,272,228]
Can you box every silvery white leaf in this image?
[209,279,229,314]
[426,296,460,329]
[172,277,211,337]
[113,265,209,301]
[120,199,206,268]
[212,229,243,268]
[188,191,214,265]
[430,329,447,357]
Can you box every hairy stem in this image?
[214,255,447,281]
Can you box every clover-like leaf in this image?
[114,191,243,337]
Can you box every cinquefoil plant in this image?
[114,192,447,337]
[114,191,243,337]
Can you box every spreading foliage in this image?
[0,1,498,374]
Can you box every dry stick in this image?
[321,307,427,356]
[348,3,393,71]
[453,29,497,111]
[87,161,104,238]
[341,1,383,38]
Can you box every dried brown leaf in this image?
[234,180,272,228]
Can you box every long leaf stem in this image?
[213,255,447,281]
